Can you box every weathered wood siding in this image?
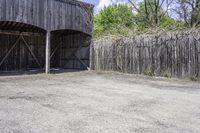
[0,0,93,35]
[91,30,200,79]
[0,0,93,72]
[0,34,46,71]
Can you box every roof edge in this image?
[54,0,94,8]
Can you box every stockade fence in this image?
[90,30,200,79]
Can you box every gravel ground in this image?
[0,71,199,133]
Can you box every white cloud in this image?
[97,0,126,12]
[97,0,112,10]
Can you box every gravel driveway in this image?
[0,71,199,133]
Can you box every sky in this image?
[83,0,128,13]
[83,0,175,18]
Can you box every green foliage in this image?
[160,16,177,28]
[190,75,198,81]
[144,70,155,77]
[93,2,185,37]
[134,2,148,28]
[161,71,171,78]
[135,2,177,31]
[94,4,135,37]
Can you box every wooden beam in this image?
[0,35,21,67]
[73,53,89,70]
[62,46,82,67]
[50,41,62,59]
[0,30,45,36]
[50,35,63,59]
[21,36,42,69]
[45,31,51,74]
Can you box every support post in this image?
[45,31,51,74]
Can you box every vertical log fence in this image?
[90,30,200,79]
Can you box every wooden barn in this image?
[0,0,93,73]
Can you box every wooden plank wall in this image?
[0,0,93,35]
[0,34,46,71]
[91,31,200,79]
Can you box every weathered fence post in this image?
[91,30,200,80]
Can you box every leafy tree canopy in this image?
[94,4,135,37]
[93,1,185,38]
[135,2,177,30]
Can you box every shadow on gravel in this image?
[0,70,44,77]
[50,69,87,74]
[0,69,87,76]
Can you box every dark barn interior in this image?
[51,30,91,70]
[0,21,46,72]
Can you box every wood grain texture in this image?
[0,0,93,35]
[91,30,200,79]
[0,34,46,71]
[0,0,93,72]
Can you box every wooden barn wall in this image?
[0,0,93,35]
[51,33,91,70]
[0,34,46,71]
[48,0,93,34]
[91,31,200,79]
[0,0,93,71]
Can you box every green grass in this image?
[190,75,198,81]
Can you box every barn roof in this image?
[56,0,94,8]
[0,0,94,35]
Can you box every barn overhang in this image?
[0,0,94,35]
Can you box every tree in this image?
[94,4,135,37]
[174,0,200,27]
[128,0,173,27]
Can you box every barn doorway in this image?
[0,21,46,72]
[50,30,91,70]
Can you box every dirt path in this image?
[0,71,199,133]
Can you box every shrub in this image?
[190,75,198,81]
[161,71,171,78]
[144,70,155,77]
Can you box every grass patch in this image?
[144,70,155,77]
[189,75,198,81]
[161,71,172,78]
